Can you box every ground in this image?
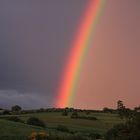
[0,112,123,140]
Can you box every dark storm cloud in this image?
[0,89,53,109]
[0,0,87,108]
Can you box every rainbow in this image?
[56,0,105,108]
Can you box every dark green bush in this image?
[71,111,78,118]
[56,125,69,132]
[2,110,10,115]
[89,133,102,139]
[78,116,97,120]
[105,113,140,140]
[62,110,68,116]
[27,117,46,128]
[0,136,26,140]
[5,116,24,123]
[71,114,97,120]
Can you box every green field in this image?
[0,112,123,139]
[19,112,122,133]
[0,119,46,140]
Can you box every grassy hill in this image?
[0,112,123,140]
[0,119,46,140]
[18,112,122,133]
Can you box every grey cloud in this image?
[0,90,53,109]
[0,0,86,108]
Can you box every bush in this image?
[28,132,49,140]
[62,110,68,116]
[27,117,46,128]
[85,111,91,115]
[71,113,97,120]
[56,125,69,132]
[6,116,24,123]
[2,110,10,115]
[71,111,78,118]
[89,133,102,139]
[78,116,97,120]
[105,113,140,140]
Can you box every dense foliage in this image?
[105,113,140,140]
[5,116,24,123]
[27,117,46,128]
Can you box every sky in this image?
[0,0,140,109]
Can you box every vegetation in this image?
[71,115,97,120]
[62,110,68,116]
[56,125,69,132]
[71,111,79,118]
[104,101,140,140]
[4,116,24,123]
[11,105,22,114]
[0,119,44,140]
[0,101,139,140]
[0,111,122,140]
[27,117,46,128]
[105,113,140,140]
[28,132,49,140]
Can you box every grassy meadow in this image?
[0,111,123,140]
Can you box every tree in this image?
[11,105,22,114]
[134,106,140,112]
[62,107,69,116]
[117,100,124,110]
[103,107,114,113]
[117,100,126,119]
[117,100,134,120]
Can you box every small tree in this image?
[62,107,69,116]
[117,100,124,110]
[117,100,125,119]
[117,100,134,120]
[11,105,22,114]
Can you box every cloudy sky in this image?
[0,0,140,109]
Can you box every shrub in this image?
[71,111,78,118]
[89,133,102,139]
[77,116,97,120]
[27,117,46,128]
[105,113,140,140]
[28,132,49,140]
[56,125,69,132]
[71,113,97,120]
[85,111,91,115]
[2,110,10,115]
[62,110,68,116]
[6,116,24,123]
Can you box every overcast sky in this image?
[0,0,140,109]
